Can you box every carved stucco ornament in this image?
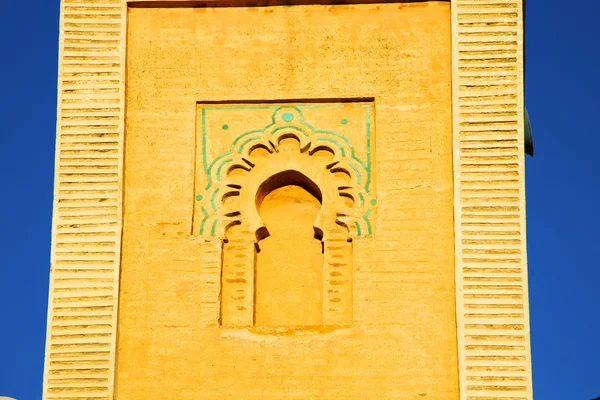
[196,106,375,242]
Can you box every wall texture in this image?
[43,1,533,399]
[117,4,456,399]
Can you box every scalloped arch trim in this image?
[196,106,375,239]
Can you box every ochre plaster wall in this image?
[117,3,456,399]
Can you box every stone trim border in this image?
[43,1,533,399]
[451,1,533,399]
[43,1,126,399]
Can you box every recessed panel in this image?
[117,3,456,399]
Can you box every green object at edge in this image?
[525,108,534,157]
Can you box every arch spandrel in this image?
[195,104,376,242]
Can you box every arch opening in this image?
[254,173,324,326]
[255,170,322,210]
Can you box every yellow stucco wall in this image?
[117,3,457,399]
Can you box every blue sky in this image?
[0,0,598,399]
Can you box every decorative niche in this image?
[193,101,376,328]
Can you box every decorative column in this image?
[43,1,127,399]
[452,1,533,399]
